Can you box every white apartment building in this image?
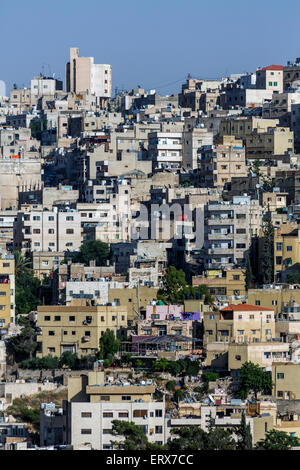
[148,132,182,170]
[68,399,166,450]
[30,76,63,98]
[14,208,81,253]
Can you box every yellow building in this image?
[193,268,246,299]
[0,254,15,328]
[108,286,158,324]
[273,224,300,282]
[37,305,127,358]
[247,288,300,316]
[203,304,275,346]
[272,363,300,399]
[228,342,290,370]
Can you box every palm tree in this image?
[14,251,32,279]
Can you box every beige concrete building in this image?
[66,47,112,98]
[36,305,127,358]
[228,342,290,370]
[272,363,300,399]
[245,127,294,159]
[0,254,15,328]
[203,304,276,346]
[198,136,247,189]
[256,65,284,93]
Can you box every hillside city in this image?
[1,48,300,451]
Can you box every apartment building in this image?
[181,127,213,170]
[203,304,275,347]
[245,127,294,159]
[283,58,300,90]
[14,208,81,253]
[291,103,300,153]
[64,371,165,450]
[247,286,300,316]
[272,223,300,282]
[218,117,279,142]
[262,91,300,126]
[66,47,112,98]
[30,76,63,98]
[272,363,300,399]
[202,196,262,269]
[148,132,182,171]
[228,342,290,370]
[198,136,247,189]
[36,305,127,358]
[256,65,284,93]
[0,254,15,328]
[192,268,246,301]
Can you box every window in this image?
[66,216,74,221]
[255,300,261,306]
[103,412,113,418]
[209,314,215,320]
[237,330,244,335]
[81,412,92,418]
[48,229,54,234]
[122,396,131,401]
[0,292,6,296]
[276,243,282,251]
[66,229,74,234]
[277,391,283,397]
[33,229,41,234]
[48,347,55,353]
[33,216,40,221]
[44,316,50,321]
[250,314,254,319]
[54,316,61,321]
[276,256,282,265]
[155,409,163,417]
[133,410,147,417]
[265,329,271,335]
[69,316,75,322]
[155,426,163,434]
[48,331,55,336]
[103,429,112,434]
[48,216,54,221]
[233,275,240,281]
[81,429,92,434]
[277,373,284,379]
[100,396,110,401]
[118,412,128,418]
[287,246,293,251]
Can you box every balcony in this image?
[207,218,234,226]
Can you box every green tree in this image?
[169,426,208,450]
[255,429,300,450]
[6,317,39,362]
[237,411,253,450]
[205,427,236,450]
[72,240,110,267]
[261,216,274,285]
[152,357,169,372]
[110,420,166,450]
[14,251,41,315]
[166,380,177,392]
[245,253,254,290]
[238,361,273,399]
[157,266,187,304]
[99,329,120,360]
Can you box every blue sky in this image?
[2,0,300,95]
